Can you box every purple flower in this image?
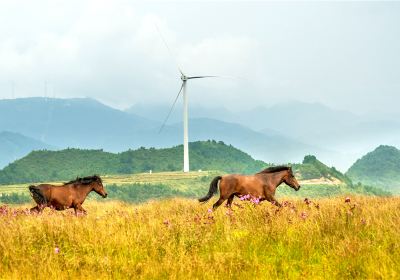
[54,247,60,254]
[207,208,213,213]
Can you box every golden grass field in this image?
[1,196,399,279]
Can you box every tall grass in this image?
[0,196,399,279]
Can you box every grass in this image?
[1,196,399,279]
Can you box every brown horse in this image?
[29,175,108,214]
[199,166,301,209]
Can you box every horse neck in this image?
[261,170,287,189]
[72,183,93,196]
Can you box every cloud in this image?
[0,1,399,114]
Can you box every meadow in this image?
[1,195,399,279]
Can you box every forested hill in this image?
[0,141,266,184]
[346,145,400,193]
[295,155,352,186]
[0,140,390,196]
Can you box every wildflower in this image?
[314,203,320,210]
[345,197,351,203]
[304,198,312,205]
[207,208,213,213]
[250,197,260,205]
[300,211,308,219]
[163,219,170,226]
[54,247,60,254]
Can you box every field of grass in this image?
[1,196,399,279]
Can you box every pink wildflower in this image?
[300,211,308,219]
[54,247,60,254]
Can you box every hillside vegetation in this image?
[0,141,391,202]
[0,197,399,279]
[0,141,265,184]
[346,145,400,193]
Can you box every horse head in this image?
[283,167,301,191]
[90,175,108,198]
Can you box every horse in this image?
[199,166,301,209]
[28,175,108,214]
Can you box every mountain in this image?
[0,131,54,168]
[0,141,266,184]
[125,103,238,124]
[127,101,400,171]
[165,118,326,164]
[0,98,326,166]
[0,97,159,151]
[346,145,400,193]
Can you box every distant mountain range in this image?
[127,101,400,170]
[1,97,400,171]
[346,145,400,194]
[0,131,54,168]
[0,97,326,167]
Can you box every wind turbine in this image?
[157,28,217,172]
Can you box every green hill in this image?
[0,143,391,204]
[346,145,400,193]
[0,140,266,185]
[294,155,352,186]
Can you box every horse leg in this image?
[74,204,87,216]
[30,205,43,214]
[226,194,235,208]
[266,195,281,207]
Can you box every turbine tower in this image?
[160,71,216,173]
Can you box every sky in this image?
[0,0,399,115]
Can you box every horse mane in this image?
[64,175,102,185]
[257,166,290,174]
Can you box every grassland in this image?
[0,196,399,279]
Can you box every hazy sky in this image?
[0,1,399,114]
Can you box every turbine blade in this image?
[159,82,185,133]
[186,75,219,79]
[155,24,184,76]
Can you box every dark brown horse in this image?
[199,166,301,209]
[29,175,108,214]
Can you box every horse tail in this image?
[29,185,47,205]
[199,176,222,203]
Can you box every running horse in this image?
[29,175,108,214]
[199,166,301,209]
